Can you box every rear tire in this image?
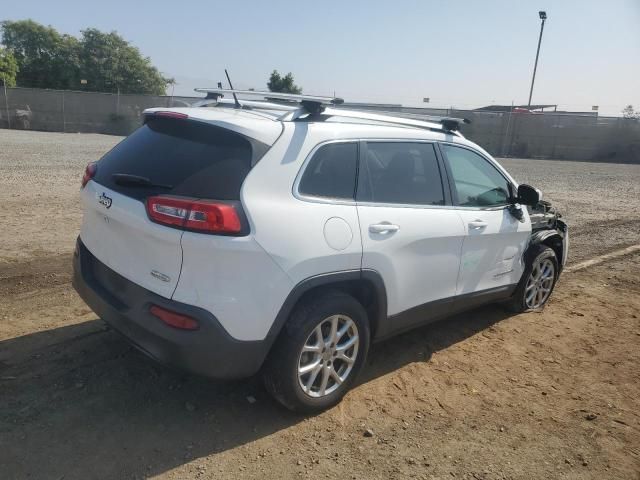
[506,244,559,313]
[262,290,370,413]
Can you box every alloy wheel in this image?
[297,315,359,398]
[525,258,555,309]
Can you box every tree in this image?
[622,105,639,120]
[267,70,302,94]
[0,47,18,86]
[78,28,169,95]
[1,20,80,90]
[0,20,170,95]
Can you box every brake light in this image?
[81,162,97,188]
[150,305,199,330]
[146,196,242,234]
[147,111,189,119]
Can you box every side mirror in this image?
[517,184,541,206]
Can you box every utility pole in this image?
[3,79,10,129]
[527,11,547,108]
[501,101,515,157]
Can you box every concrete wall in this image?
[1,87,639,163]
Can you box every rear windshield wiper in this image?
[112,173,173,189]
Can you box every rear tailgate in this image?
[80,181,183,298]
[80,114,274,300]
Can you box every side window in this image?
[357,142,445,206]
[441,145,511,207]
[298,142,358,200]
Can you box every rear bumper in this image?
[72,238,269,379]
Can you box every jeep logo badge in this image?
[150,270,171,282]
[98,192,112,209]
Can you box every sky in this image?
[3,0,639,116]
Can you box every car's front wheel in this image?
[262,290,370,412]
[507,244,559,312]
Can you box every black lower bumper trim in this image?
[72,238,269,379]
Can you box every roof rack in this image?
[193,88,344,117]
[193,88,470,134]
[322,107,470,135]
[191,96,299,112]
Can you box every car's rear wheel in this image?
[507,244,559,312]
[262,290,370,412]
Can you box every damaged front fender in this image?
[528,201,569,270]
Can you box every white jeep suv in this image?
[73,90,568,411]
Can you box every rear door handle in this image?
[468,220,488,230]
[369,223,400,234]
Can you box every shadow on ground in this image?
[0,304,511,479]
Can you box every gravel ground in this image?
[0,129,119,264]
[1,129,639,480]
[498,158,640,262]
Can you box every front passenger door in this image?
[440,144,531,295]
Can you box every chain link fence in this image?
[338,103,640,163]
[0,87,195,135]
[1,87,639,163]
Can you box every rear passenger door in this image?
[356,141,466,334]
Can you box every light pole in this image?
[527,11,547,108]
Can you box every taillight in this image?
[81,162,97,188]
[146,196,242,234]
[150,305,199,330]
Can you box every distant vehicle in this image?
[73,90,568,412]
[15,105,33,129]
[512,107,543,114]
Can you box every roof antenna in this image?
[225,69,241,109]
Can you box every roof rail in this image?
[194,88,344,117]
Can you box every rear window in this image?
[93,118,266,200]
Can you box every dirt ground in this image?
[1,129,639,480]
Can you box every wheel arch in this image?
[263,269,388,354]
[529,230,564,272]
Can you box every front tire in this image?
[507,244,559,313]
[262,290,370,412]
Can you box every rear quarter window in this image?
[297,142,358,200]
[93,118,266,201]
